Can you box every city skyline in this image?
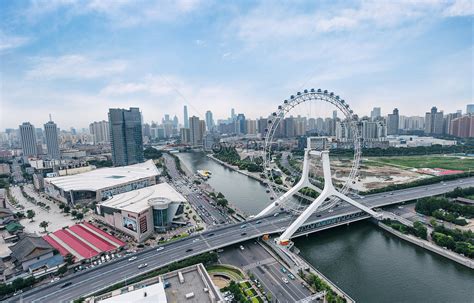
[1,1,472,129]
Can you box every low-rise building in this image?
[96,183,186,242]
[10,236,62,274]
[44,160,159,204]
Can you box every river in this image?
[177,151,474,303]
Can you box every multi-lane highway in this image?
[163,154,231,226]
[9,176,474,303]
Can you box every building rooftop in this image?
[44,160,159,192]
[10,235,53,263]
[99,183,186,213]
[99,282,167,303]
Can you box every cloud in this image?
[443,0,474,16]
[0,32,31,52]
[24,0,206,27]
[234,1,468,45]
[26,55,127,80]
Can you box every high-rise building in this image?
[236,114,246,134]
[246,120,257,135]
[89,120,110,144]
[205,110,215,131]
[183,105,189,128]
[109,107,144,166]
[425,107,444,135]
[450,115,474,138]
[444,112,462,135]
[231,108,236,121]
[370,107,382,120]
[257,118,268,136]
[467,104,474,114]
[19,122,38,157]
[284,117,295,138]
[189,116,205,146]
[387,108,399,135]
[44,121,60,159]
[180,128,191,144]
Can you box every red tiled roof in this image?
[43,235,69,256]
[53,229,99,259]
[69,225,115,252]
[83,222,126,246]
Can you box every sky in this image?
[0,0,473,130]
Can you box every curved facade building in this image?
[96,183,186,242]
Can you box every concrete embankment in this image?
[377,222,474,269]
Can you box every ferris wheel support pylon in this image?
[276,142,381,246]
[256,148,321,218]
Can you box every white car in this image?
[156,247,164,252]
[282,277,289,284]
[128,256,137,262]
[138,263,148,269]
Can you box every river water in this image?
[177,152,474,303]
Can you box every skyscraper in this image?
[387,108,399,135]
[44,120,60,159]
[425,107,444,135]
[89,120,110,144]
[370,107,381,120]
[19,122,38,157]
[109,107,144,166]
[183,105,189,128]
[189,116,204,146]
[231,108,236,121]
[205,110,214,131]
[467,104,474,114]
[236,113,246,134]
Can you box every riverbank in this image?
[207,154,266,183]
[376,221,474,269]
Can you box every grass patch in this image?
[368,156,474,171]
[251,296,264,303]
[240,281,252,289]
[207,265,244,281]
[245,288,257,296]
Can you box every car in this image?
[207,233,215,237]
[280,267,287,273]
[156,247,164,252]
[192,238,200,243]
[328,209,334,213]
[138,263,148,269]
[316,214,322,217]
[186,248,193,252]
[60,282,73,288]
[240,245,245,250]
[288,273,295,280]
[273,213,280,217]
[241,232,247,236]
[282,277,289,284]
[240,224,247,229]
[255,220,262,224]
[128,256,137,262]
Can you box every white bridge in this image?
[256,137,383,246]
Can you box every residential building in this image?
[183,105,189,129]
[450,115,474,138]
[19,122,38,157]
[425,107,444,135]
[205,110,214,131]
[89,120,110,144]
[189,116,205,146]
[467,104,474,114]
[387,108,399,135]
[44,121,61,160]
[370,107,381,120]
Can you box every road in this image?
[219,242,312,302]
[163,154,231,226]
[10,176,474,303]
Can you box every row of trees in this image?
[430,224,473,258]
[382,219,428,240]
[298,269,346,303]
[415,197,473,225]
[214,147,263,172]
[143,147,163,160]
[0,276,35,298]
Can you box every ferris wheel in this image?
[261,88,362,215]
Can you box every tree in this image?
[27,209,35,221]
[71,210,78,217]
[58,265,68,275]
[39,221,49,233]
[64,253,74,265]
[75,213,84,221]
[64,206,71,213]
